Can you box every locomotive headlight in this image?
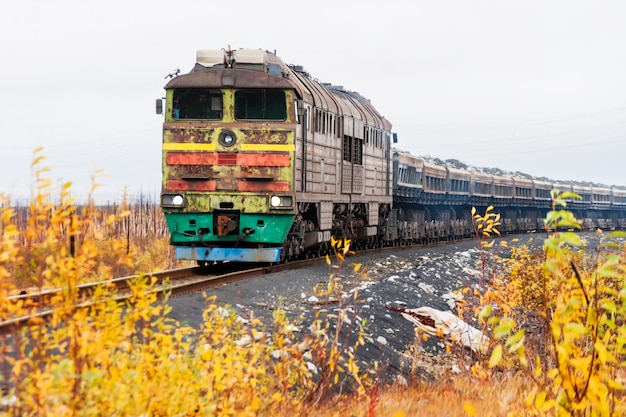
[270,195,293,208]
[161,194,185,207]
[219,130,236,147]
[270,196,281,207]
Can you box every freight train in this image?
[157,47,626,264]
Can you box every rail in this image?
[0,237,459,337]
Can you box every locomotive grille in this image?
[218,153,238,165]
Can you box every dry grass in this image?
[277,372,533,417]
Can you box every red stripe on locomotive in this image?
[166,179,217,191]
[166,152,290,167]
[237,181,290,192]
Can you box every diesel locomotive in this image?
[157,47,626,264]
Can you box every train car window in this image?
[343,135,352,162]
[342,135,363,165]
[172,88,223,120]
[234,89,286,120]
[536,189,550,199]
[354,138,363,165]
[294,100,302,124]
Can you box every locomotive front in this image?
[159,49,298,263]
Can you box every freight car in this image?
[157,47,626,264]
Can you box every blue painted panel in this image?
[176,246,282,263]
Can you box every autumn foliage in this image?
[472,193,626,416]
[1,153,375,416]
[3,153,626,416]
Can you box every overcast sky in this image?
[2,0,625,203]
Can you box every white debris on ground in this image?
[442,291,464,310]
[394,305,489,355]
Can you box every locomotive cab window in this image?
[172,88,223,120]
[235,89,286,120]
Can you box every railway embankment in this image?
[167,233,547,383]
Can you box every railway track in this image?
[0,237,460,337]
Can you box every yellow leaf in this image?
[489,344,503,368]
[342,240,351,255]
[463,401,477,416]
[564,322,586,336]
[325,254,331,265]
[594,340,612,364]
[535,391,547,410]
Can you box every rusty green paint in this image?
[222,89,235,123]
[164,212,295,245]
[163,194,285,214]
[208,195,268,212]
[185,194,212,212]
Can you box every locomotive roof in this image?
[164,48,392,131]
